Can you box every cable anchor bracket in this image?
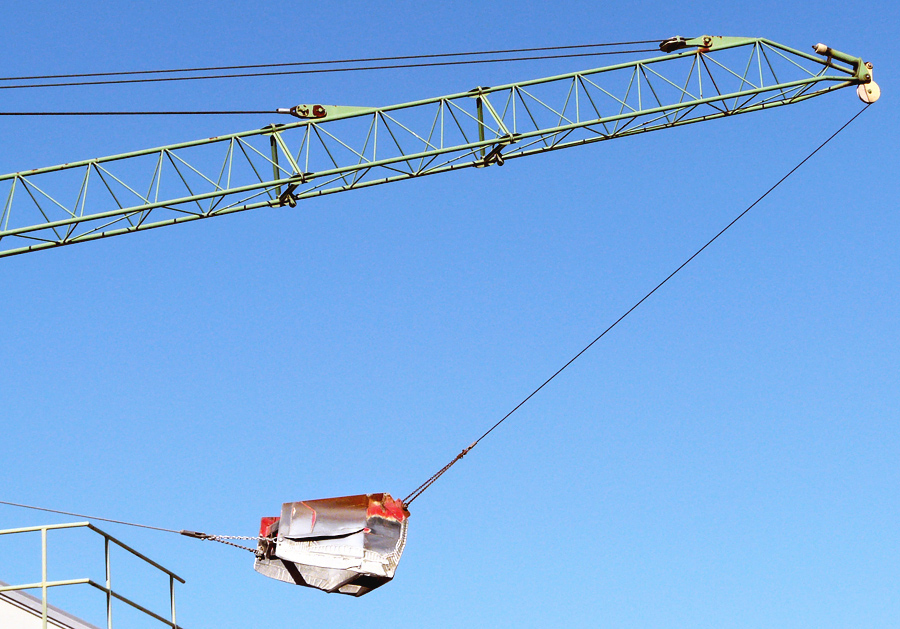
[277,104,373,120]
[481,134,519,167]
[273,173,313,207]
[179,530,215,540]
[277,104,328,119]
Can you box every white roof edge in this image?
[0,580,101,629]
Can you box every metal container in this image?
[254,493,408,596]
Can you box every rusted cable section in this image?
[403,104,870,507]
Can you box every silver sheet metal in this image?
[253,493,409,596]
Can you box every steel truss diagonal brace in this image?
[0,36,876,259]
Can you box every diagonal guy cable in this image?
[0,40,663,83]
[0,49,658,90]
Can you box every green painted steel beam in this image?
[0,36,877,259]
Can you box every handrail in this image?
[0,521,184,629]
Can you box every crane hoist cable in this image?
[402,103,871,507]
[0,39,663,83]
[0,36,881,597]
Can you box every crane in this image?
[0,36,878,259]
[0,35,883,601]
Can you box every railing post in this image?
[1,522,184,628]
[41,527,48,629]
[170,575,177,628]
[106,536,113,629]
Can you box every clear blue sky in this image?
[1,1,897,627]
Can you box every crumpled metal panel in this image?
[280,494,370,540]
[253,493,408,596]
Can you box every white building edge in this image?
[0,580,100,629]
[0,521,184,629]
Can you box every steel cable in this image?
[0,499,261,553]
[0,48,658,91]
[0,110,274,116]
[0,40,663,83]
[403,104,871,507]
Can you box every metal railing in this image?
[0,521,184,629]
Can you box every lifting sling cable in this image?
[402,103,871,507]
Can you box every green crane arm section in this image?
[0,36,876,259]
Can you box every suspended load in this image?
[254,493,409,596]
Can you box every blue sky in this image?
[1,1,897,627]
